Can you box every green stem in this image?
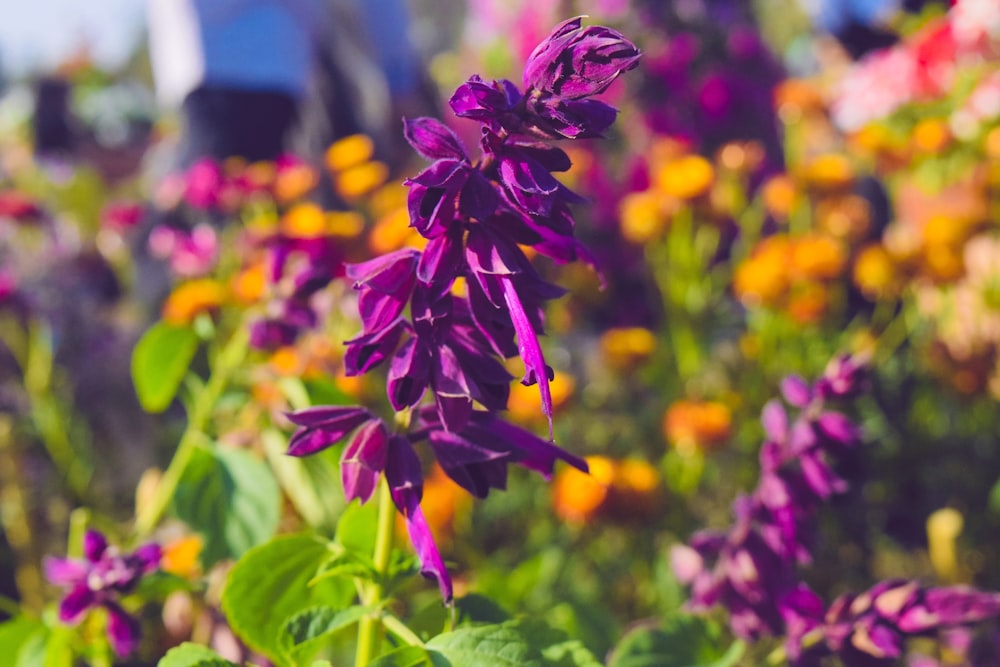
[382,613,424,647]
[133,325,249,539]
[355,478,396,667]
[0,415,43,612]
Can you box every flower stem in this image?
[133,325,249,539]
[355,477,395,667]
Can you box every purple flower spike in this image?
[341,419,390,504]
[286,406,375,457]
[523,17,641,99]
[403,504,453,603]
[43,530,161,657]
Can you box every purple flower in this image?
[523,17,641,99]
[44,530,161,657]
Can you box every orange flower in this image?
[608,459,662,519]
[325,211,365,238]
[419,464,471,544]
[231,261,268,305]
[761,174,798,220]
[815,195,871,243]
[800,154,855,192]
[552,456,615,523]
[619,191,670,243]
[161,535,203,579]
[734,236,792,306]
[790,233,846,281]
[853,244,898,299]
[655,155,715,200]
[506,374,575,423]
[787,281,829,325]
[370,208,420,254]
[663,400,732,455]
[274,163,319,203]
[336,162,389,200]
[325,134,374,172]
[162,279,226,326]
[913,118,951,154]
[281,203,327,238]
[774,79,825,119]
[599,327,657,371]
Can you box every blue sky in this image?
[0,0,145,76]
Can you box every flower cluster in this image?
[286,17,639,601]
[671,356,867,642]
[44,530,161,657]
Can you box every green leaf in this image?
[157,642,238,666]
[262,428,345,532]
[172,445,280,567]
[308,549,377,586]
[221,534,354,666]
[132,322,200,413]
[516,620,601,667]
[279,604,371,653]
[607,618,745,667]
[453,594,511,625]
[0,617,50,667]
[425,620,544,667]
[335,500,379,554]
[368,646,443,667]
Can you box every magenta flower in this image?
[44,530,161,657]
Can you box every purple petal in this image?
[344,319,406,376]
[780,375,812,408]
[528,96,619,139]
[105,602,142,657]
[385,436,424,514]
[448,75,519,121]
[416,227,464,296]
[799,451,847,499]
[458,171,499,221]
[387,338,432,411]
[403,117,468,162]
[286,407,375,457]
[341,419,389,504]
[83,530,108,562]
[43,557,88,587]
[403,504,453,602]
[463,412,587,478]
[501,276,554,440]
[132,544,162,574]
[58,585,96,624]
[761,400,787,444]
[465,226,527,277]
[816,411,861,447]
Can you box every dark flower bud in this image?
[523,17,641,100]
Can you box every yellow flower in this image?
[619,191,670,243]
[663,400,732,455]
[815,195,871,243]
[800,154,854,192]
[734,236,792,306]
[790,233,846,281]
[325,211,365,238]
[552,456,615,523]
[325,134,375,172]
[162,279,227,326]
[913,118,951,154]
[268,346,302,377]
[599,327,656,371]
[161,535,204,579]
[281,203,327,238]
[231,261,268,305]
[761,174,798,220]
[336,162,389,200]
[273,163,319,203]
[654,155,715,200]
[507,374,575,423]
[370,208,419,254]
[926,508,964,582]
[853,244,897,299]
[786,281,829,325]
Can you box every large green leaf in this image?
[262,428,345,532]
[0,617,45,667]
[132,322,200,413]
[172,445,280,567]
[279,604,372,655]
[368,646,443,667]
[607,618,745,667]
[425,621,544,667]
[221,534,353,666]
[157,642,237,666]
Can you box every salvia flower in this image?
[44,530,161,657]
[673,357,866,643]
[288,17,636,602]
